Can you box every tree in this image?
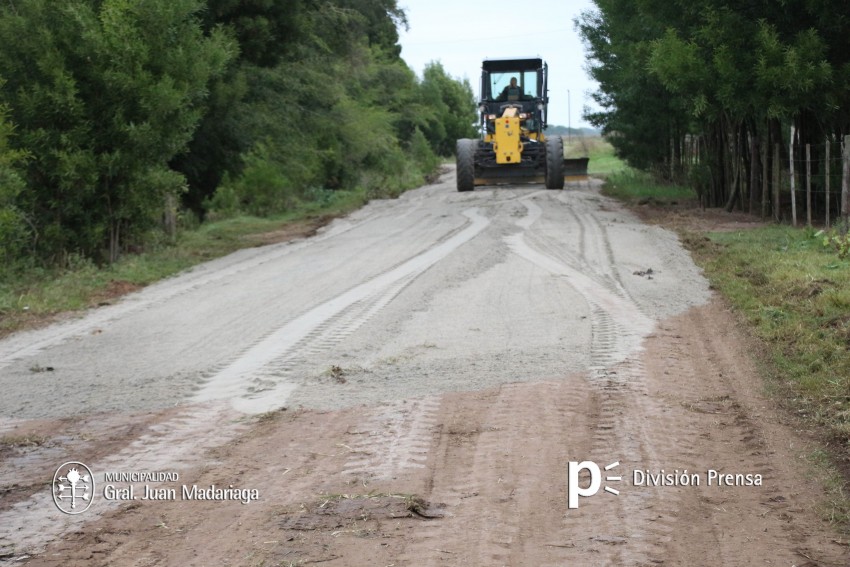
[0,100,29,264]
[578,0,850,214]
[202,0,311,67]
[175,0,415,216]
[577,1,689,177]
[418,62,477,156]
[0,0,235,262]
[202,0,445,215]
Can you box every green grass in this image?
[807,446,850,526]
[693,227,850,527]
[0,186,371,337]
[563,136,626,177]
[603,168,695,202]
[693,226,850,437]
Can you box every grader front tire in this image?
[545,136,565,190]
[456,139,476,192]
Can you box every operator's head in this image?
[509,77,518,87]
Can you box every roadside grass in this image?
[0,186,371,338]
[808,447,850,527]
[563,135,626,177]
[605,172,850,529]
[603,168,695,203]
[691,226,850,532]
[692,226,850,443]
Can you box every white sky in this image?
[397,0,601,129]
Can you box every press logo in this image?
[567,460,621,509]
[52,461,95,514]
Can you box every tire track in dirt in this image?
[497,190,845,565]
[341,395,441,481]
[395,381,595,566]
[234,206,494,395]
[507,194,653,365]
[643,307,800,564]
[196,269,421,409]
[0,402,247,561]
[558,197,624,293]
[503,191,683,564]
[384,189,670,565]
[390,389,503,565]
[10,404,362,567]
[640,323,729,562]
[565,357,685,564]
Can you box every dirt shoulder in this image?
[630,197,850,463]
[621,197,769,233]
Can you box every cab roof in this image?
[482,58,544,72]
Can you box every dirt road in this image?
[1,169,847,565]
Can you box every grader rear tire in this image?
[545,136,565,190]
[456,139,476,192]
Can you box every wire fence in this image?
[770,136,850,229]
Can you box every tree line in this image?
[577,0,850,214]
[0,0,476,266]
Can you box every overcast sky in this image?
[397,0,601,129]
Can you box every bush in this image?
[0,105,30,263]
[219,143,299,216]
[204,182,241,219]
[0,187,30,263]
[408,127,440,176]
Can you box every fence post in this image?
[761,140,768,219]
[773,143,780,222]
[806,143,812,227]
[841,136,850,227]
[825,138,830,229]
[749,134,757,214]
[790,126,797,226]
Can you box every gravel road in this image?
[1,168,846,565]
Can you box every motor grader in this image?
[456,58,589,191]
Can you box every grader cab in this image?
[455,58,589,191]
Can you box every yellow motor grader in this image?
[456,58,589,191]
